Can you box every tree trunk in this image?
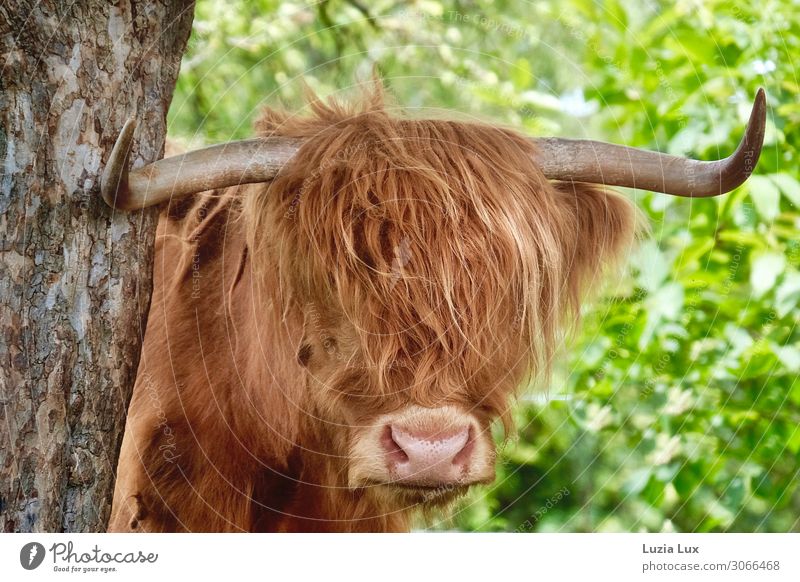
[0,1,194,532]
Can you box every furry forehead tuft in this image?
[244,82,637,400]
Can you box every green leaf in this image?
[504,442,541,465]
[788,426,800,454]
[773,344,800,373]
[650,282,685,321]
[750,252,786,298]
[770,173,800,208]
[624,467,652,495]
[634,240,670,292]
[736,347,779,379]
[775,272,800,317]
[748,175,781,221]
[724,324,753,357]
[675,238,715,272]
[511,58,532,88]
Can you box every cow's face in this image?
[295,297,511,505]
[246,106,637,507]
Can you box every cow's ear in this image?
[554,182,641,305]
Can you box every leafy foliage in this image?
[169,0,800,532]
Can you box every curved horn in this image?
[101,120,303,211]
[532,88,767,197]
[101,90,766,210]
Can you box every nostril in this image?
[451,425,475,467]
[381,425,409,464]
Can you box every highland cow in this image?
[105,84,765,532]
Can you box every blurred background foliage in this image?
[168,0,800,532]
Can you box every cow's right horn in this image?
[101,120,303,211]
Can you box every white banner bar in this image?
[3,533,798,581]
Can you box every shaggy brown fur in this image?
[109,83,637,532]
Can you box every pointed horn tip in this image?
[754,87,767,124]
[101,118,137,209]
[705,88,767,195]
[750,88,767,135]
[741,87,767,166]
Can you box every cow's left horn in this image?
[101,120,303,210]
[532,88,767,197]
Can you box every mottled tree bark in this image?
[0,1,194,532]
